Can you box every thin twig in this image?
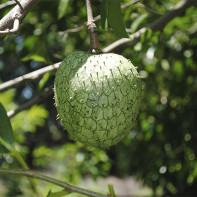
[0,168,108,197]
[121,0,140,9]
[0,62,60,92]
[0,0,40,40]
[0,1,16,9]
[0,17,19,35]
[137,2,162,15]
[0,0,195,94]
[85,0,100,52]
[7,85,54,118]
[58,0,158,39]
[102,27,146,53]
[59,0,139,37]
[103,0,197,53]
[86,0,94,26]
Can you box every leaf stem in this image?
[0,136,38,194]
[0,136,13,152]
[0,168,109,197]
[0,136,28,169]
[10,149,29,169]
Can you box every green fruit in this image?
[54,51,142,148]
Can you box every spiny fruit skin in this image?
[54,51,142,148]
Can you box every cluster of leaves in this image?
[110,4,197,196]
[0,0,197,196]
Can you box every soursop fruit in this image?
[54,51,142,148]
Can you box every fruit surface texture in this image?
[54,51,142,148]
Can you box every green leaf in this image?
[130,14,148,33]
[0,103,15,153]
[140,30,146,44]
[58,0,70,20]
[140,28,152,44]
[146,28,153,40]
[102,0,128,38]
[46,189,70,197]
[100,0,109,31]
[38,72,51,91]
[108,184,117,197]
[11,105,48,133]
[23,36,39,51]
[21,54,48,64]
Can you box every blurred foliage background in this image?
[0,0,197,196]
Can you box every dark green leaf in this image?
[58,0,70,20]
[103,0,128,38]
[46,189,52,197]
[100,0,109,31]
[0,103,14,153]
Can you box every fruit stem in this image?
[85,0,101,54]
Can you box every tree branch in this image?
[121,0,140,9]
[0,168,108,197]
[59,0,139,39]
[0,0,40,40]
[0,17,19,35]
[0,0,195,94]
[86,0,94,27]
[103,0,197,53]
[13,0,24,11]
[0,1,16,10]
[7,85,54,118]
[86,0,100,52]
[0,62,60,92]
[137,2,162,15]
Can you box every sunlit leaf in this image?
[0,103,14,153]
[38,72,51,91]
[21,54,48,64]
[130,14,148,33]
[173,60,184,79]
[11,105,48,133]
[58,0,70,20]
[0,89,15,108]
